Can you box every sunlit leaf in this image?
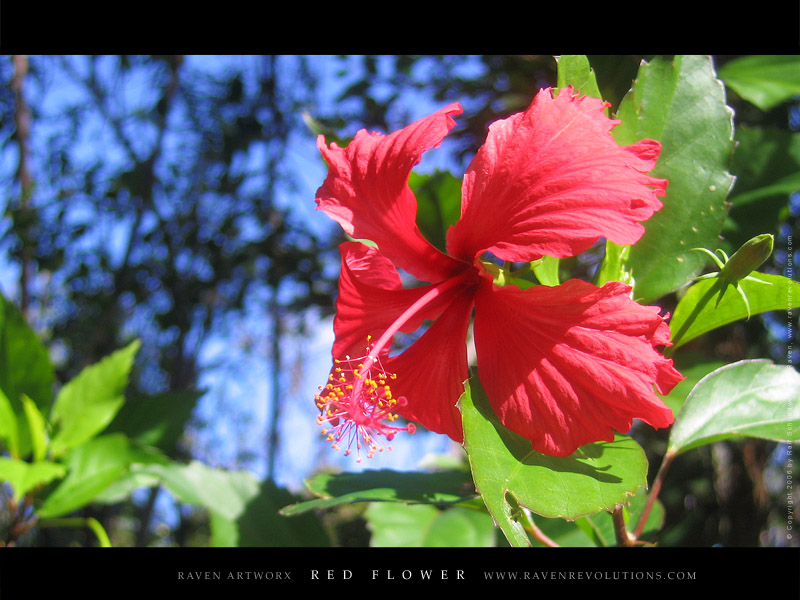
[21,394,48,462]
[525,484,667,547]
[136,460,256,521]
[596,241,635,287]
[460,376,648,547]
[49,340,141,457]
[0,457,66,502]
[668,360,800,455]
[0,387,20,457]
[37,434,134,518]
[613,55,735,303]
[556,54,602,100]
[668,272,800,350]
[0,292,54,458]
[531,255,560,286]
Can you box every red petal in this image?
[473,278,683,457]
[447,87,668,263]
[387,287,477,442]
[316,104,466,283]
[331,242,454,360]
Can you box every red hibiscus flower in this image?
[314,87,684,459]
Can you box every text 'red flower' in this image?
[314,86,684,459]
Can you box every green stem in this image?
[38,517,112,547]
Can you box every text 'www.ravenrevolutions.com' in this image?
[483,571,697,581]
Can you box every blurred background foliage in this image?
[0,55,797,547]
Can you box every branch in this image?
[611,506,635,546]
[520,508,561,547]
[632,450,676,541]
[11,55,33,314]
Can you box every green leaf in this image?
[365,503,496,547]
[105,389,203,455]
[411,170,462,253]
[730,170,800,207]
[527,486,666,547]
[0,292,54,457]
[729,128,800,203]
[596,241,635,287]
[37,434,134,518]
[719,55,800,111]
[0,386,20,457]
[459,376,649,547]
[90,443,172,504]
[669,272,800,350]
[133,460,329,546]
[136,460,255,521]
[658,354,727,416]
[0,457,66,502]
[531,255,560,286]
[21,394,48,462]
[423,505,496,547]
[49,340,141,457]
[725,127,800,250]
[556,55,603,99]
[280,469,475,516]
[613,55,735,303]
[668,360,800,455]
[210,478,330,547]
[365,503,439,546]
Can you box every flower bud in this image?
[720,234,774,284]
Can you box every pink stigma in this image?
[315,340,416,461]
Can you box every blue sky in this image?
[1,56,478,503]
[184,55,474,491]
